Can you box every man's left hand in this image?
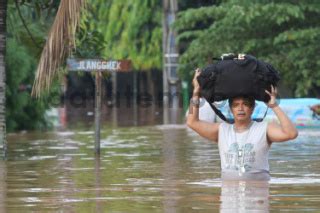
[265,85,278,108]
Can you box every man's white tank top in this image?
[218,121,270,181]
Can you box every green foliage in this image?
[175,0,320,96]
[5,38,51,131]
[5,0,60,131]
[79,0,163,71]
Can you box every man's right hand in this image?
[192,68,201,96]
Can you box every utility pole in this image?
[162,0,180,124]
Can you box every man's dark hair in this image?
[228,96,255,108]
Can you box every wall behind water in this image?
[64,70,164,107]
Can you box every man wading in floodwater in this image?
[187,69,298,181]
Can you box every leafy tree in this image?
[5,0,60,131]
[0,0,8,155]
[5,38,49,130]
[179,0,218,9]
[175,0,320,97]
[81,0,163,71]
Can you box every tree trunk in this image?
[0,0,7,158]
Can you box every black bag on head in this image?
[197,54,280,123]
[197,54,280,103]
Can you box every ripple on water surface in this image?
[3,127,320,212]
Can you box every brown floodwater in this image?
[3,105,320,212]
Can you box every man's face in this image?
[230,97,254,122]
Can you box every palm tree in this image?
[0,0,7,157]
[32,0,86,97]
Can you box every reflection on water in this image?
[4,120,320,212]
[220,181,269,212]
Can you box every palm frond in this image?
[32,0,86,97]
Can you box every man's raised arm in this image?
[186,69,220,142]
[266,86,298,143]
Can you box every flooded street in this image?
[3,106,320,212]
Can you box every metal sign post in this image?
[67,58,131,155]
[95,71,101,154]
